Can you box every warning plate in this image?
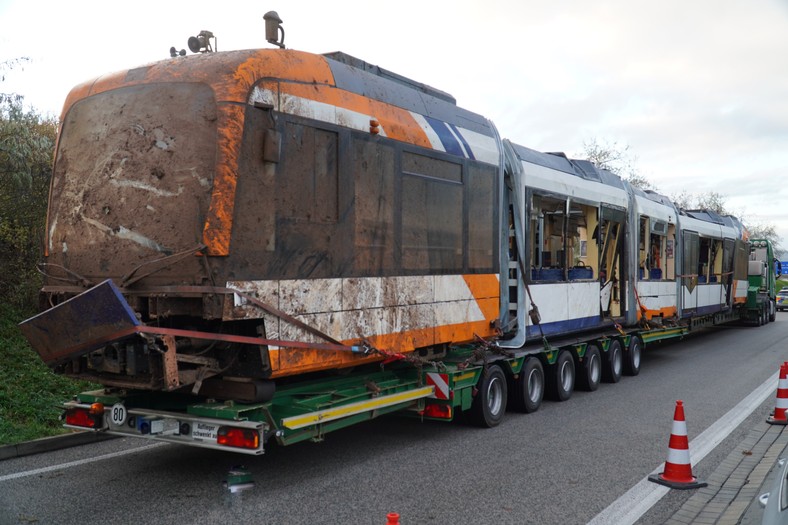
[192,422,219,442]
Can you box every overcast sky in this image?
[2,0,788,248]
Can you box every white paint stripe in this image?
[409,112,446,153]
[670,419,687,436]
[587,370,778,525]
[0,442,166,483]
[453,127,500,165]
[428,373,449,399]
[666,447,690,465]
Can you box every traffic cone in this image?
[648,400,707,489]
[386,512,400,525]
[767,363,788,425]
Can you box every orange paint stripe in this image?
[279,82,432,148]
[640,306,678,321]
[202,104,245,255]
[462,274,501,320]
[269,318,498,378]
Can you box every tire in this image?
[468,364,507,427]
[624,336,642,376]
[578,344,601,392]
[603,339,623,383]
[510,357,544,413]
[770,300,776,322]
[548,350,575,401]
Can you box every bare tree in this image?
[580,137,783,256]
[579,138,656,191]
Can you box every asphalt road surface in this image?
[2,316,788,525]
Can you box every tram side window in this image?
[649,232,665,280]
[733,239,749,281]
[567,201,594,280]
[698,237,711,283]
[353,138,396,273]
[637,218,669,281]
[280,122,338,223]
[639,217,649,280]
[467,164,497,272]
[530,194,566,281]
[709,239,723,283]
[682,231,699,287]
[401,152,463,272]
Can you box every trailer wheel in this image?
[468,364,507,427]
[510,357,544,413]
[603,340,623,383]
[549,350,575,401]
[624,336,642,376]
[770,300,777,322]
[578,344,601,392]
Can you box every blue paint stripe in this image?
[681,303,729,317]
[448,123,475,160]
[525,315,603,339]
[423,116,465,157]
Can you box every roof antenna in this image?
[264,11,285,49]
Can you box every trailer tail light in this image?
[422,403,453,419]
[65,404,104,429]
[217,426,260,450]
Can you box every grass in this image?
[0,303,96,445]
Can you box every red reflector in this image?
[65,408,99,428]
[423,404,453,419]
[217,426,260,449]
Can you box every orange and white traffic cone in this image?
[386,512,400,525]
[767,363,788,425]
[648,400,707,489]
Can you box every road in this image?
[2,317,788,525]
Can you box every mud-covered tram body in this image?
[33,49,503,392]
[26,46,756,402]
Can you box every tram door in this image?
[681,230,699,313]
[598,205,626,318]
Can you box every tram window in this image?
[683,231,699,287]
[698,238,711,283]
[530,194,567,281]
[649,233,664,280]
[467,164,496,271]
[567,201,593,280]
[639,217,649,279]
[353,139,396,272]
[709,239,723,283]
[401,154,463,272]
[403,152,462,183]
[280,122,338,223]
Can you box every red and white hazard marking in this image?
[426,373,449,400]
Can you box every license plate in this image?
[191,422,219,442]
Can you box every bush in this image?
[0,93,56,310]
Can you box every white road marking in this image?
[588,370,779,525]
[0,442,166,483]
